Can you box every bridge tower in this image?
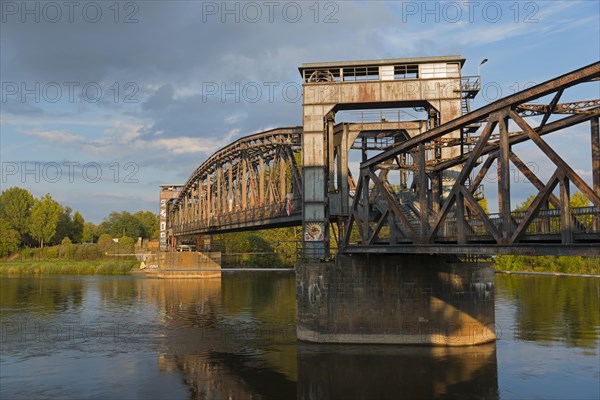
[160,184,183,251]
[299,56,468,259]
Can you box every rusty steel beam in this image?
[432,109,599,173]
[343,244,600,256]
[516,99,600,116]
[510,110,600,209]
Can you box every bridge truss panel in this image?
[342,61,600,256]
[170,127,303,237]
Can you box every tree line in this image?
[0,187,159,257]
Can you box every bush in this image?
[74,244,102,260]
[46,246,59,259]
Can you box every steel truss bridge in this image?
[167,61,600,257]
[171,127,303,236]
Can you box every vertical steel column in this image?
[592,117,599,232]
[362,170,371,242]
[456,190,466,244]
[259,157,265,206]
[228,166,233,212]
[279,153,287,201]
[327,112,335,192]
[498,113,511,242]
[241,159,247,211]
[207,175,211,224]
[560,175,572,244]
[418,143,428,241]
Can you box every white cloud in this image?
[20,122,241,158]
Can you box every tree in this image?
[0,217,20,257]
[0,187,34,240]
[72,211,85,243]
[28,194,62,248]
[514,195,536,212]
[514,191,589,212]
[52,206,73,245]
[478,197,489,214]
[99,211,144,239]
[98,233,115,253]
[134,210,159,239]
[570,191,590,208]
[51,207,85,244]
[82,222,101,243]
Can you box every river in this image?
[0,271,598,399]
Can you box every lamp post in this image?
[112,238,120,267]
[478,58,489,82]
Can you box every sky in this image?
[1,0,599,223]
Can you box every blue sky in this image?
[1,0,599,222]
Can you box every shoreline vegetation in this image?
[494,255,600,276]
[0,260,137,275]
[1,242,598,277]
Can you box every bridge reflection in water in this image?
[2,273,596,398]
[145,273,498,399]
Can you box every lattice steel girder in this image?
[344,61,600,250]
[431,110,599,173]
[173,127,301,207]
[517,100,600,116]
[171,127,303,234]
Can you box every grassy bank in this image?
[495,255,600,276]
[0,260,137,275]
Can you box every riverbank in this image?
[496,270,599,278]
[0,260,137,275]
[494,255,600,276]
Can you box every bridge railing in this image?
[173,198,302,235]
[434,207,599,240]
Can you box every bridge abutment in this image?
[296,254,496,345]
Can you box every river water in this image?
[0,271,598,399]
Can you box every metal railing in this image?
[437,206,599,239]
[173,199,302,235]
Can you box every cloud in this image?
[20,123,241,157]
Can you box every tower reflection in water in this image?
[144,273,498,399]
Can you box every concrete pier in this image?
[144,251,221,278]
[296,254,496,345]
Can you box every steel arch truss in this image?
[343,62,600,256]
[171,127,303,236]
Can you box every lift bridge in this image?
[161,56,600,258]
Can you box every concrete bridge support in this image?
[296,255,496,345]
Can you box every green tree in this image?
[72,211,85,243]
[51,207,85,244]
[99,211,144,239]
[28,194,62,248]
[0,217,20,257]
[82,222,101,243]
[98,233,116,253]
[134,210,159,239]
[0,187,34,240]
[514,191,589,212]
[52,206,73,245]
